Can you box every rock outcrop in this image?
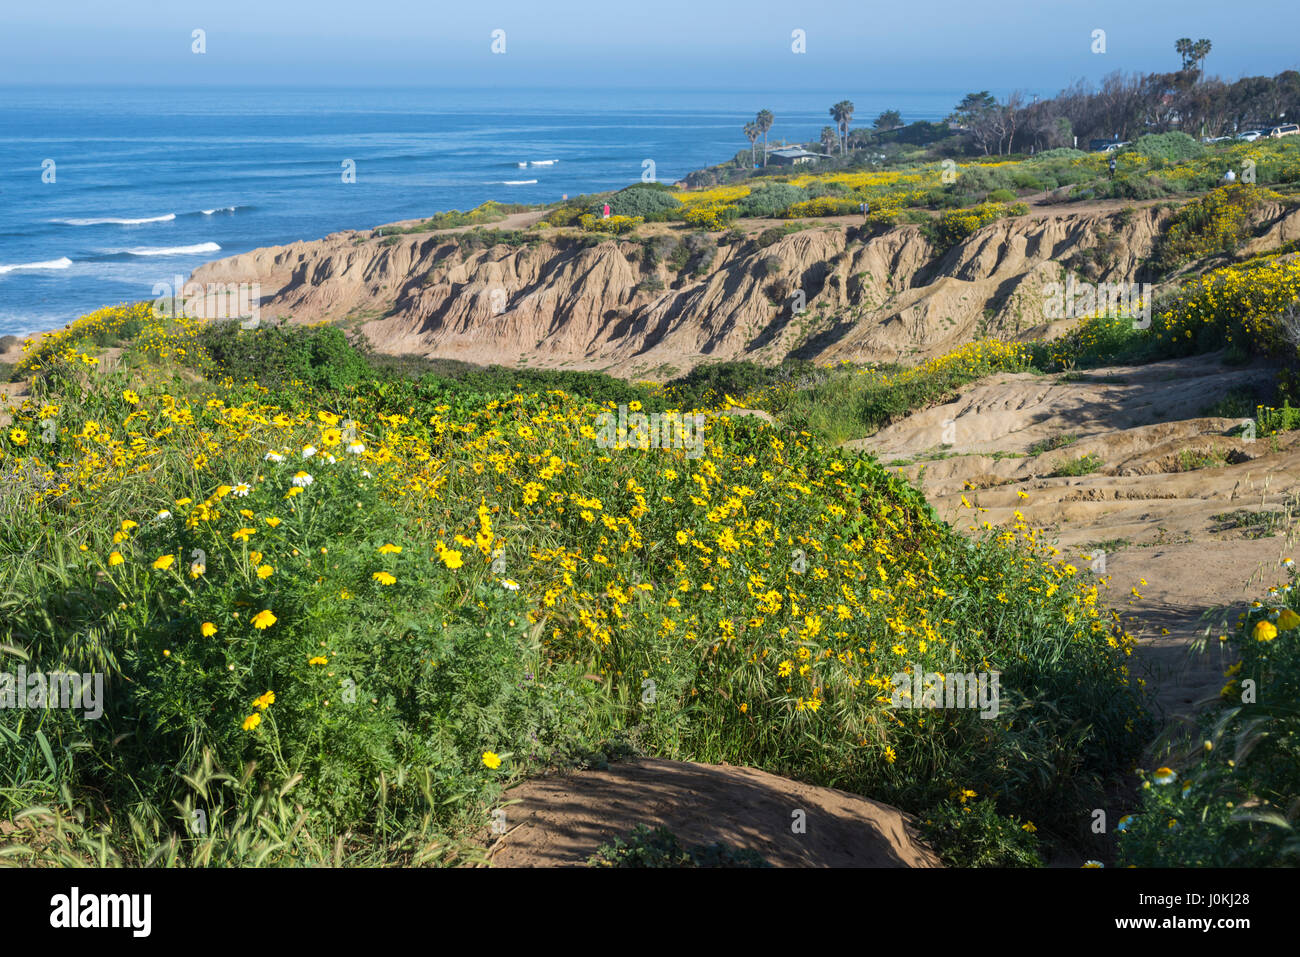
[190,203,1300,378]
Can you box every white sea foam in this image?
[124,243,222,256]
[498,179,538,186]
[58,214,176,225]
[0,256,74,275]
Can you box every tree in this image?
[755,110,774,167]
[1192,38,1212,80]
[951,91,999,154]
[830,100,855,154]
[820,126,839,155]
[1175,37,1195,71]
[873,109,903,131]
[743,122,760,168]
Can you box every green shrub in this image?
[1152,184,1282,273]
[782,197,860,218]
[196,322,373,393]
[588,825,769,867]
[683,204,739,231]
[737,183,808,217]
[1132,132,1206,163]
[578,214,644,235]
[920,796,1043,867]
[1118,565,1300,866]
[599,186,682,220]
[1051,452,1104,477]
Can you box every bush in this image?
[987,188,1017,203]
[920,796,1043,867]
[1132,132,1206,163]
[668,232,718,275]
[782,197,860,218]
[1118,563,1300,866]
[1152,184,1282,273]
[599,186,682,220]
[683,204,739,231]
[1051,452,1104,477]
[578,214,644,235]
[737,183,808,217]
[196,322,373,393]
[665,359,822,409]
[922,201,1028,255]
[1032,148,1086,162]
[421,201,529,231]
[641,234,680,266]
[956,164,1016,199]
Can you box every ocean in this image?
[0,86,960,337]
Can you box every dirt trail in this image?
[851,351,1300,748]
[485,757,939,868]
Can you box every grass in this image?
[1175,447,1229,472]
[1082,538,1131,554]
[1211,508,1289,537]
[1051,453,1104,477]
[1118,565,1300,866]
[1027,434,1077,456]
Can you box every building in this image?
[767,147,823,166]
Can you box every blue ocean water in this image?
[0,86,959,337]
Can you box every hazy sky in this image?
[1,0,1296,94]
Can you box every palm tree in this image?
[820,126,838,155]
[755,110,774,167]
[1175,37,1195,71]
[1192,38,1212,80]
[743,122,760,168]
[830,100,855,154]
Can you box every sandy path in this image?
[851,353,1300,755]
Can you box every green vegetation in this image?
[920,795,1044,867]
[1051,453,1104,477]
[1118,565,1300,866]
[0,305,1152,866]
[1027,434,1077,455]
[1152,184,1285,273]
[588,825,769,868]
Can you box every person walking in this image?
[602,202,611,219]
[1108,156,1117,179]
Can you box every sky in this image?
[0,0,1297,95]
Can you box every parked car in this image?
[1269,124,1300,138]
[1101,141,1130,153]
[1237,130,1267,142]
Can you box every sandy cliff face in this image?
[189,204,1300,377]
